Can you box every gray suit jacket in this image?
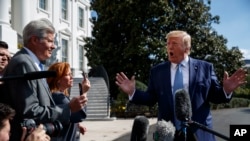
[3,48,71,141]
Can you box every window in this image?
[78,7,84,28]
[61,39,68,62]
[79,45,84,71]
[39,0,47,10]
[61,0,68,20]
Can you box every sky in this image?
[209,0,250,59]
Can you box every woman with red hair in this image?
[47,62,90,141]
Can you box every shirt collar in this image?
[171,56,189,68]
[23,47,41,67]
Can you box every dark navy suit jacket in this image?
[131,57,231,141]
[52,92,86,141]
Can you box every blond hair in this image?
[166,30,191,54]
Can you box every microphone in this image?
[174,89,192,140]
[153,120,175,141]
[130,115,149,141]
[0,71,56,81]
[175,89,192,121]
[174,89,230,141]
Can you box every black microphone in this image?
[0,71,56,81]
[153,120,175,141]
[175,89,230,141]
[130,115,149,141]
[175,89,192,122]
[174,89,191,140]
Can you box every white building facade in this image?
[0,0,92,77]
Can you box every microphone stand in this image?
[181,121,188,141]
[187,120,230,141]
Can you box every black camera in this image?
[21,119,63,137]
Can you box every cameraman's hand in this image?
[21,124,50,141]
[69,95,88,113]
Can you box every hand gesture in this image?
[115,72,136,96]
[223,68,247,94]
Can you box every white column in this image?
[11,0,30,35]
[0,0,18,55]
[85,6,91,74]
[0,0,11,27]
[86,6,92,37]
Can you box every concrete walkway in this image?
[79,107,250,141]
[79,118,157,141]
[212,107,250,141]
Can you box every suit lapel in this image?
[189,58,198,101]
[40,79,56,106]
[166,62,173,104]
[160,62,174,109]
[20,48,56,106]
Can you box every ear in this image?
[30,36,40,45]
[184,47,190,53]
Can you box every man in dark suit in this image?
[3,18,88,141]
[115,30,246,141]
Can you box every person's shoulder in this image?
[152,61,170,69]
[52,92,65,97]
[10,49,29,61]
[51,92,68,104]
[190,57,212,66]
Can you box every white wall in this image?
[2,0,92,77]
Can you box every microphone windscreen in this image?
[24,71,56,80]
[130,116,149,141]
[154,120,175,141]
[175,89,192,121]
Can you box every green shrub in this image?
[124,102,158,118]
[111,80,158,118]
[211,97,250,110]
[234,87,250,99]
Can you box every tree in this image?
[84,0,244,98]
